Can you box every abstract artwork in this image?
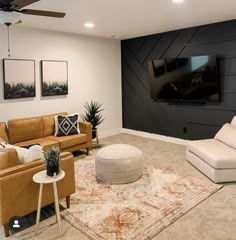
[41,60,68,96]
[3,59,35,99]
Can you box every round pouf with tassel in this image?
[95,144,143,184]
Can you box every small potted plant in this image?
[44,146,60,177]
[81,100,104,139]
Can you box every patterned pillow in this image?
[54,114,79,136]
[0,138,8,148]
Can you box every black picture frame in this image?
[3,59,36,99]
[41,60,68,96]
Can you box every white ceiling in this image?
[7,0,236,39]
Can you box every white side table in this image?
[33,170,65,236]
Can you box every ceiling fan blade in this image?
[20,9,65,18]
[11,0,39,9]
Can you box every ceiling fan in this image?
[0,0,66,18]
[0,0,65,57]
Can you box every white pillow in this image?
[23,145,45,163]
[215,123,236,149]
[5,144,45,164]
[231,116,236,127]
[5,144,28,164]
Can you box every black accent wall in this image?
[121,20,236,140]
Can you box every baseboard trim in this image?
[99,129,123,139]
[99,128,189,145]
[121,128,189,145]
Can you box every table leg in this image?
[35,183,43,234]
[4,224,9,237]
[53,181,62,236]
[96,129,99,144]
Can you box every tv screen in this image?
[148,55,220,103]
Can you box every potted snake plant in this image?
[44,146,60,177]
[81,100,104,139]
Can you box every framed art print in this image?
[41,60,68,96]
[3,59,35,99]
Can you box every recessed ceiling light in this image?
[172,0,184,3]
[84,22,94,28]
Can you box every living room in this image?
[0,0,236,239]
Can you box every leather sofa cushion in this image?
[42,112,67,137]
[8,118,43,144]
[14,138,59,150]
[0,122,9,143]
[214,123,236,149]
[187,139,236,169]
[46,134,87,149]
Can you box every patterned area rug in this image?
[60,158,222,240]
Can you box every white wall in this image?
[0,26,122,134]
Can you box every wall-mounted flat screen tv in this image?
[148,55,220,103]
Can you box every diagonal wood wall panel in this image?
[121,19,236,140]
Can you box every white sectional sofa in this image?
[186,116,236,183]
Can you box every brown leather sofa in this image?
[1,112,92,154]
[0,112,92,237]
[0,151,75,237]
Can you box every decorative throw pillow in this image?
[54,113,79,136]
[214,123,236,149]
[231,116,236,127]
[23,145,45,163]
[5,144,45,164]
[0,138,8,148]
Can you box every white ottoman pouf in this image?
[95,144,143,184]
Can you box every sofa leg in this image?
[4,224,9,237]
[86,147,90,156]
[66,195,70,208]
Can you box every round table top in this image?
[33,170,65,184]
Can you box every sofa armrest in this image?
[0,152,75,224]
[0,152,73,178]
[60,151,73,158]
[0,159,44,178]
[79,121,92,142]
[0,148,19,170]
